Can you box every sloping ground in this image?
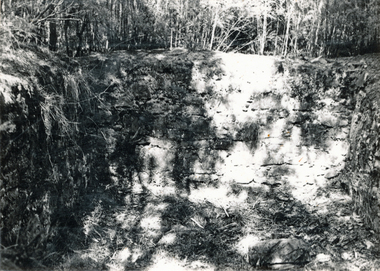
[1,48,380,270]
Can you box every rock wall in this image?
[93,50,379,234]
[341,55,380,232]
[91,50,287,204]
[83,50,375,218]
[94,50,360,206]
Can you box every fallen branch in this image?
[191,218,204,229]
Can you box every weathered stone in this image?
[325,169,340,179]
[338,119,349,127]
[315,253,331,263]
[214,138,233,150]
[247,238,311,268]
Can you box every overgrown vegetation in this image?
[0,37,124,269]
[1,0,379,56]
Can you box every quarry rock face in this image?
[95,51,361,208]
[82,51,379,238]
[2,49,379,269]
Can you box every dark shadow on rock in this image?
[236,122,260,150]
[287,61,356,151]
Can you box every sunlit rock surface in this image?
[96,50,355,207]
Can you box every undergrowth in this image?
[0,21,108,269]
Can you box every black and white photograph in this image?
[1,0,380,270]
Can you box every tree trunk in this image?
[48,4,57,51]
[49,20,57,51]
[293,13,301,56]
[282,2,293,56]
[170,28,173,50]
[64,19,70,56]
[175,29,178,47]
[209,10,218,50]
[76,15,88,57]
[314,18,321,56]
[260,4,267,55]
[274,20,279,55]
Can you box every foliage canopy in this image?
[1,0,379,56]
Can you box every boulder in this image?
[247,238,311,268]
